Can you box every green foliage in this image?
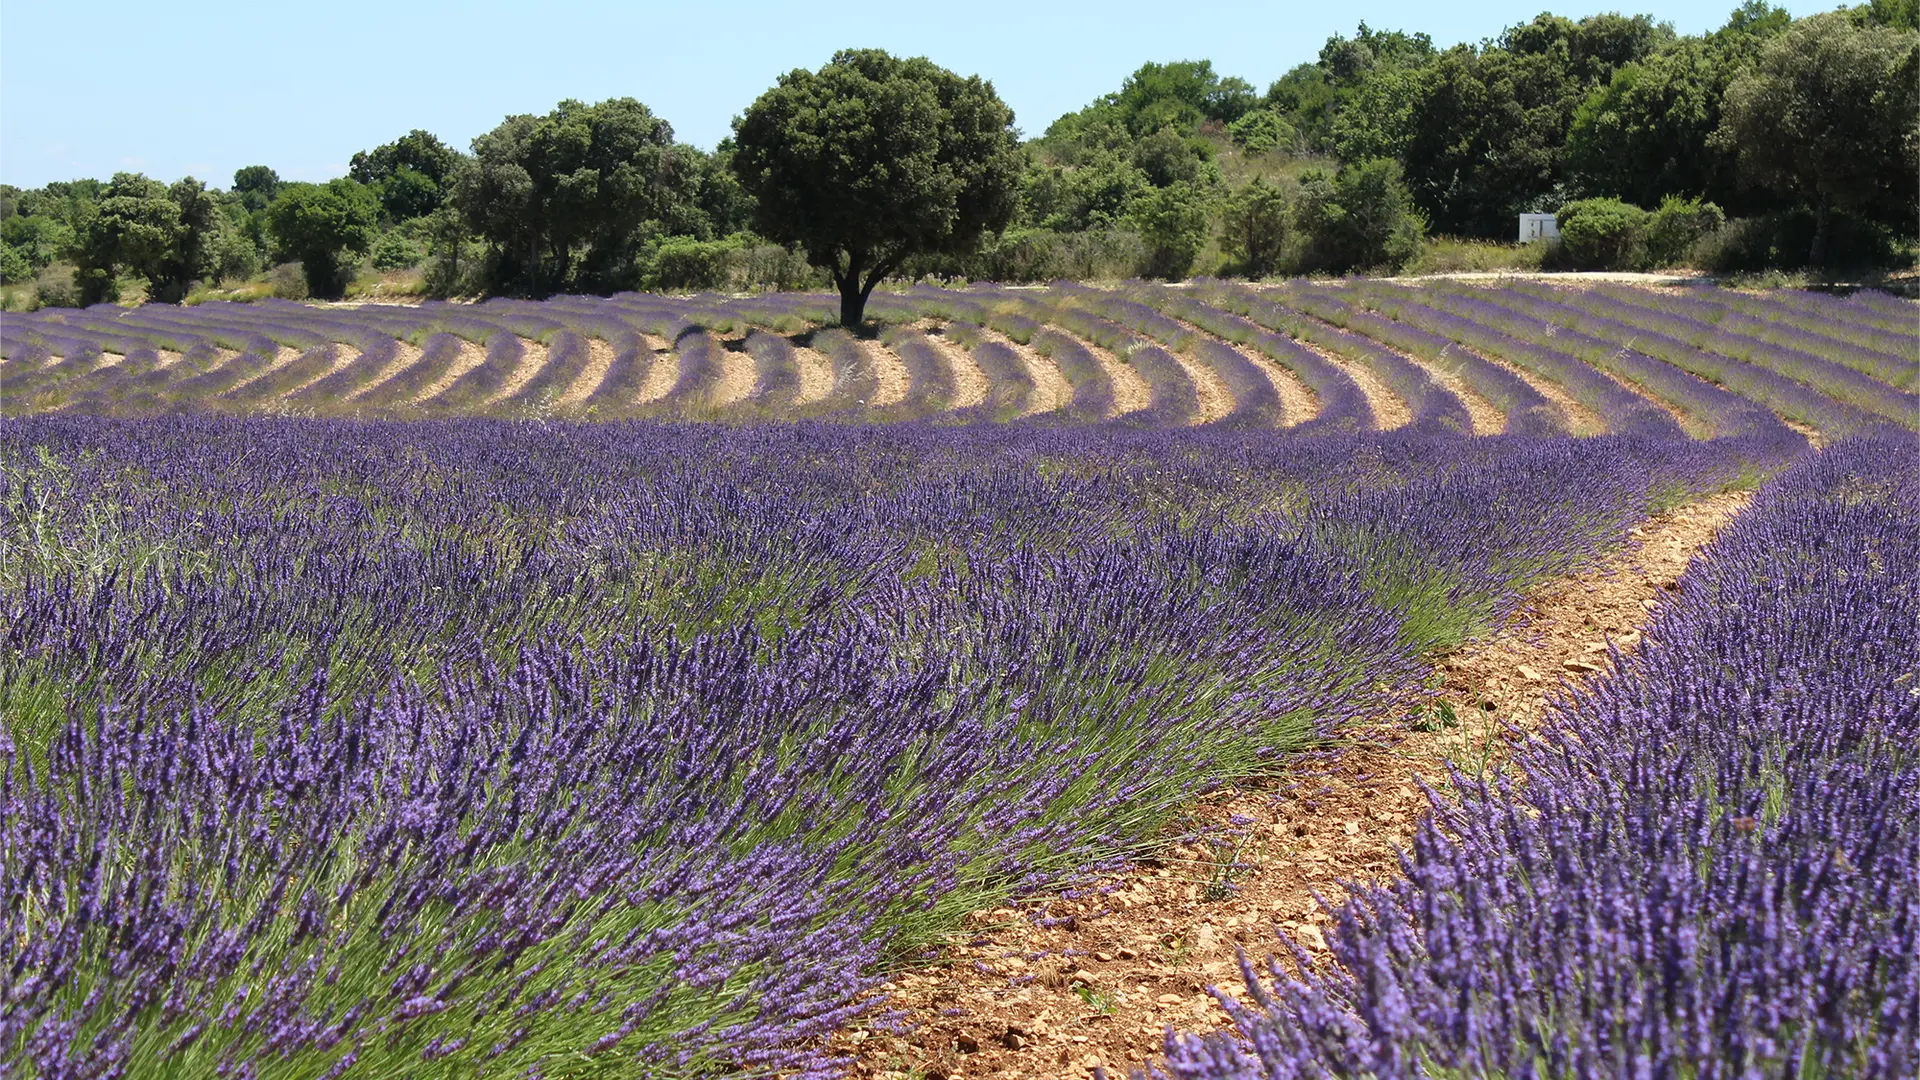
[1,212,73,277]
[1115,60,1257,132]
[457,98,714,296]
[1397,14,1665,236]
[350,130,463,221]
[1716,11,1920,264]
[1226,108,1295,153]
[940,226,1149,283]
[1564,39,1741,209]
[1218,177,1292,277]
[1131,181,1213,279]
[634,233,819,292]
[208,216,262,282]
[369,232,421,271]
[1018,152,1150,232]
[0,244,31,284]
[732,49,1020,325]
[1642,195,1725,266]
[1296,158,1425,273]
[231,165,282,213]
[1554,196,1649,269]
[266,179,380,299]
[73,172,219,304]
[1130,126,1213,187]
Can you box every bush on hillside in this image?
[1296,158,1425,274]
[1555,197,1649,269]
[1642,196,1725,267]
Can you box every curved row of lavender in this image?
[0,415,1781,1078]
[3,284,1909,443]
[1158,436,1920,1079]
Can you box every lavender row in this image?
[1522,282,1920,422]
[1467,284,1890,437]
[0,417,1778,1078]
[1278,285,1568,437]
[1242,283,1473,436]
[1592,284,1917,389]
[1162,436,1920,1079]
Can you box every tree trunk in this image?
[1809,198,1831,269]
[838,272,866,329]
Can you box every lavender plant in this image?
[1159,437,1919,1080]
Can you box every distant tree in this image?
[1115,60,1255,133]
[455,98,703,296]
[1717,11,1920,264]
[350,130,463,221]
[1131,180,1212,279]
[1130,126,1209,187]
[1218,177,1292,277]
[266,179,380,298]
[1565,40,1739,209]
[1296,158,1425,273]
[232,166,282,213]
[1398,14,1662,236]
[73,173,219,304]
[732,49,1021,326]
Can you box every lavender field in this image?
[1,282,1916,1078]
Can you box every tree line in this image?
[2,2,1913,321]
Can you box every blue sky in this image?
[2,1,1831,189]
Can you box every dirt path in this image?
[412,340,488,405]
[1471,347,1606,436]
[981,329,1071,417]
[711,342,759,409]
[280,346,361,402]
[924,330,992,411]
[346,342,424,403]
[155,350,186,369]
[1164,316,1316,427]
[1405,353,1503,435]
[554,338,617,410]
[1082,340,1152,418]
[840,490,1753,1080]
[1169,353,1232,424]
[225,347,306,398]
[1600,367,1712,439]
[1295,340,1411,430]
[792,345,837,406]
[636,336,678,405]
[869,341,912,409]
[484,338,550,406]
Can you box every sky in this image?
[1,0,1833,190]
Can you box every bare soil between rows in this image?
[840,489,1752,1080]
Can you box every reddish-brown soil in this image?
[840,490,1752,1080]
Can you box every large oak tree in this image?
[731,50,1021,327]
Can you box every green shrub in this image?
[369,233,421,271]
[1688,209,1908,273]
[1641,196,1725,267]
[33,264,81,308]
[638,234,824,293]
[268,262,309,300]
[1296,158,1425,274]
[0,244,31,285]
[1555,197,1649,270]
[929,227,1150,283]
[1227,108,1296,153]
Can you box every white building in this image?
[1519,213,1561,243]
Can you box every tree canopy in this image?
[731,49,1021,326]
[266,179,380,299]
[1717,11,1920,263]
[454,98,720,296]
